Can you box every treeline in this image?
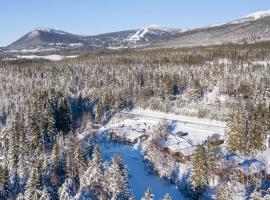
[1,44,270,123]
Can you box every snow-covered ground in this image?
[122,108,226,144]
[98,138,185,199]
[88,109,227,199]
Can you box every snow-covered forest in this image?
[0,42,270,199]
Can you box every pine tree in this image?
[102,90,111,111]
[247,104,268,154]
[18,120,28,179]
[190,79,202,101]
[205,137,221,184]
[44,102,56,149]
[74,141,86,177]
[0,166,5,199]
[142,187,154,200]
[51,141,61,168]
[106,157,125,199]
[226,105,268,156]
[31,123,43,156]
[250,189,261,200]
[1,165,12,199]
[57,97,72,136]
[95,102,103,123]
[81,145,104,188]
[189,145,208,196]
[25,168,41,200]
[226,109,245,154]
[66,135,76,179]
[88,135,94,160]
[40,187,50,200]
[111,154,132,199]
[163,193,172,200]
[58,178,75,200]
[8,128,19,177]
[215,181,237,200]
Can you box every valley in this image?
[0,5,270,200]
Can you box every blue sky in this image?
[1,0,270,46]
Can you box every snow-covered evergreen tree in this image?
[142,187,154,200]
[24,168,41,200]
[105,155,131,200]
[40,187,50,200]
[94,102,103,123]
[58,178,75,200]
[81,145,105,192]
[189,145,208,196]
[87,135,94,160]
[163,193,172,200]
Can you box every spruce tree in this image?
[95,102,103,123]
[142,187,154,200]
[88,135,94,160]
[25,168,41,200]
[58,178,75,200]
[74,141,86,177]
[51,141,61,168]
[226,105,268,156]
[106,157,126,199]
[81,145,104,188]
[40,187,50,200]
[189,145,208,196]
[226,109,245,154]
[0,166,5,199]
[2,165,12,199]
[163,193,172,200]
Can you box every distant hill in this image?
[3,10,270,53]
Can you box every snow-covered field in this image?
[16,54,78,61]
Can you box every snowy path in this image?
[98,139,185,200]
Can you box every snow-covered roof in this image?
[112,128,147,143]
[162,135,195,156]
[237,159,264,175]
[225,153,265,175]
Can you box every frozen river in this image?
[98,138,185,200]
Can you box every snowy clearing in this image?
[121,109,226,144]
[16,54,78,61]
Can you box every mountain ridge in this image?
[4,9,270,53]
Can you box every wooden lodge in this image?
[161,135,195,163]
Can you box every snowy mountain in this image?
[4,9,270,53]
[155,10,270,48]
[4,25,181,53]
[228,9,270,24]
[5,28,85,52]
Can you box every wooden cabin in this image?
[162,134,195,164]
